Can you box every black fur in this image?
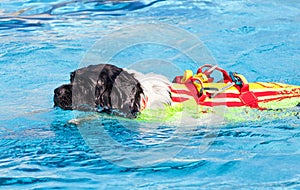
[54,64,144,118]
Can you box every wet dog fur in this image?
[54,64,145,118]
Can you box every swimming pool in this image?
[1,0,300,189]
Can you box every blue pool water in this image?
[1,0,300,189]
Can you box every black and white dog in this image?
[54,64,172,118]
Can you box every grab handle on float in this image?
[204,65,218,75]
[211,82,235,98]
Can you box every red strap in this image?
[239,91,259,108]
[237,80,263,109]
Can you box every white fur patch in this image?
[124,69,172,109]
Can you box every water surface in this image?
[1,0,300,189]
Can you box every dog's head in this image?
[53,64,144,118]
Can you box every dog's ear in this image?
[93,65,143,118]
[94,64,123,110]
[108,70,143,118]
[95,69,112,109]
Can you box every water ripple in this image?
[0,177,91,186]
[0,0,166,31]
[49,0,165,15]
[0,18,43,30]
[4,0,166,17]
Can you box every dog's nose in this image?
[53,84,73,110]
[53,90,60,106]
